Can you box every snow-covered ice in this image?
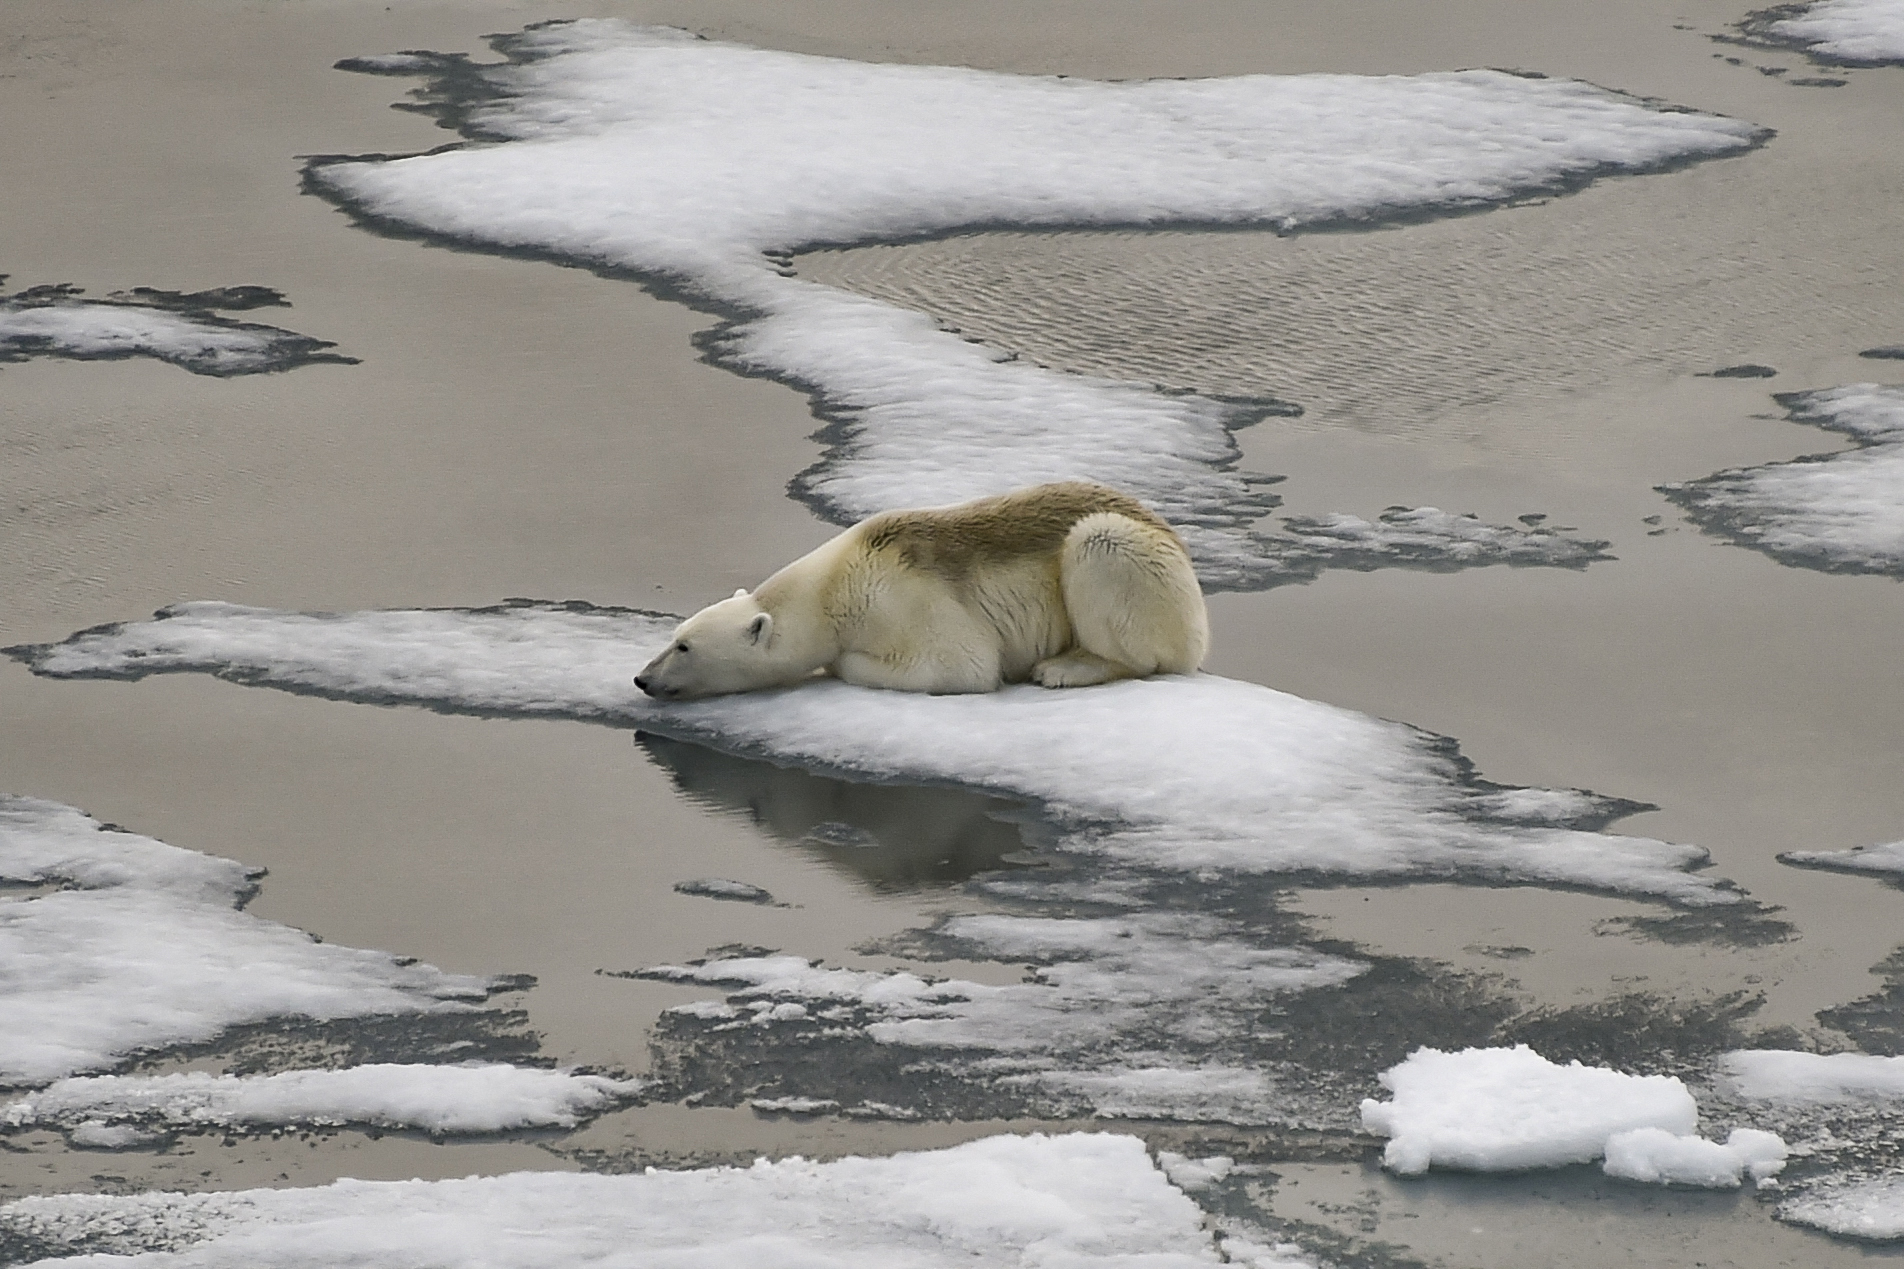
[0,282,354,377]
[1780,838,1904,882]
[1755,0,1904,64]
[1359,1045,1701,1174]
[1661,384,1904,575]
[1721,1050,1904,1103]
[1780,1174,1904,1241]
[0,1065,638,1140]
[0,796,494,1086]
[8,601,1736,905]
[0,1131,1227,1266]
[1600,1126,1787,1188]
[310,20,1759,587]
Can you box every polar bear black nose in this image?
[634,674,653,695]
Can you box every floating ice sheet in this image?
[1600,1126,1787,1188]
[309,21,1758,587]
[1722,1050,1904,1102]
[7,601,1731,905]
[0,1131,1226,1267]
[0,796,494,1086]
[0,282,354,377]
[1359,1045,1701,1174]
[0,1065,638,1141]
[1661,384,1904,575]
[1780,839,1904,883]
[1746,0,1904,64]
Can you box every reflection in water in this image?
[635,733,1035,888]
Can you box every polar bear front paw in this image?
[1031,652,1129,688]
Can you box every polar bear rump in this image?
[635,482,1209,698]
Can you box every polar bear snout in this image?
[633,671,676,700]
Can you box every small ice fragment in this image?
[674,878,776,904]
[1601,1126,1787,1188]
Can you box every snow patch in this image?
[1780,838,1904,881]
[0,1131,1227,1266]
[0,282,353,377]
[1764,0,1904,64]
[310,20,1758,587]
[1,1065,638,1139]
[0,795,494,1086]
[1662,384,1904,575]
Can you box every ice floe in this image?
[0,796,494,1086]
[0,1064,637,1141]
[310,20,1758,587]
[1360,1045,1701,1175]
[1722,1050,1904,1102]
[1780,838,1904,883]
[1746,0,1904,65]
[0,281,354,377]
[674,878,777,904]
[1661,384,1904,575]
[8,601,1734,905]
[0,1131,1227,1266]
[1780,1174,1904,1240]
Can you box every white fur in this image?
[636,484,1209,699]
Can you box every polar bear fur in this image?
[635,482,1208,699]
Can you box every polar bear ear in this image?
[733,588,749,599]
[746,612,772,646]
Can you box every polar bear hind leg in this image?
[1032,511,1209,688]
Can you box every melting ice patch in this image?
[1780,838,1904,884]
[641,914,1367,1125]
[0,796,493,1086]
[309,21,1758,587]
[8,601,1733,905]
[0,1065,638,1142]
[1743,0,1904,65]
[1780,1175,1904,1241]
[0,282,354,377]
[1360,1045,1787,1186]
[1661,384,1904,575]
[0,1131,1226,1266]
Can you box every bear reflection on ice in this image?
[635,483,1209,699]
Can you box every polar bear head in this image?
[635,590,783,700]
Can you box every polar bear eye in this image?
[676,641,690,653]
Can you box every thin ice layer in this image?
[1780,1175,1904,1241]
[1,1065,639,1138]
[0,285,354,377]
[0,796,493,1085]
[1661,384,1904,575]
[8,602,1734,905]
[1359,1045,1699,1174]
[1721,1050,1904,1102]
[310,21,1758,586]
[1763,0,1904,64]
[0,1132,1224,1267]
[643,913,1367,1125]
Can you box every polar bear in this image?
[635,482,1208,699]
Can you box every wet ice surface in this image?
[1780,1175,1904,1240]
[307,21,1759,588]
[1660,384,1904,575]
[1,1065,638,1142]
[0,797,497,1086]
[0,1132,1225,1267]
[0,282,355,377]
[1740,0,1904,65]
